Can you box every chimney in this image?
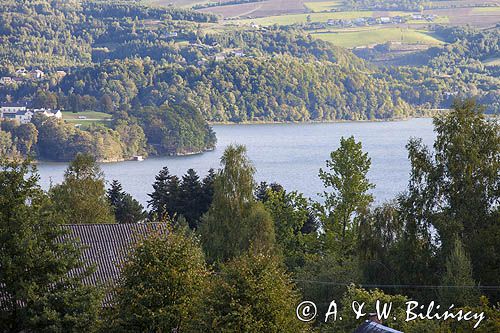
[368,313,382,324]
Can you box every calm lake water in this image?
[36,118,436,206]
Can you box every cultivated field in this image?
[148,0,500,27]
[312,27,444,48]
[197,0,308,18]
[426,0,500,8]
[472,6,500,13]
[423,6,500,26]
[146,0,500,49]
[304,1,343,12]
[235,11,365,25]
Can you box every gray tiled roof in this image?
[61,223,168,289]
[1,223,167,310]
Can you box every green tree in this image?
[177,168,204,229]
[356,202,403,286]
[328,286,442,333]
[100,94,114,113]
[262,185,317,271]
[319,136,374,250]
[107,180,146,224]
[440,238,479,307]
[200,168,216,213]
[0,159,102,332]
[200,145,275,263]
[438,296,500,333]
[193,251,308,332]
[0,130,16,157]
[109,228,209,333]
[50,153,115,224]
[403,99,500,299]
[13,123,38,156]
[147,166,180,220]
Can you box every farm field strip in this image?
[472,6,500,13]
[233,10,429,25]
[311,27,444,48]
[304,1,344,12]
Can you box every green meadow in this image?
[472,6,500,13]
[62,111,112,120]
[62,111,112,127]
[312,28,444,48]
[304,1,344,12]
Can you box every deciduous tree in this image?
[200,145,275,263]
[110,228,209,333]
[50,153,115,224]
[193,251,308,333]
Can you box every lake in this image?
[36,118,436,206]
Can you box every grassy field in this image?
[62,111,112,127]
[304,1,344,12]
[62,111,112,120]
[312,28,444,48]
[472,6,500,13]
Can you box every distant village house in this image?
[0,103,62,124]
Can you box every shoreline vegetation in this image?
[30,116,432,163]
[40,110,499,163]
[208,113,441,125]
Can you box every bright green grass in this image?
[472,7,500,13]
[62,111,112,120]
[312,28,444,48]
[304,1,344,12]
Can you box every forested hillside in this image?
[0,0,498,161]
[58,56,411,122]
[356,26,500,112]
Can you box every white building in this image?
[0,77,13,85]
[0,103,27,115]
[1,105,62,124]
[380,17,391,24]
[29,69,45,80]
[33,109,62,119]
[2,110,33,124]
[232,50,245,57]
[214,53,226,61]
[15,68,28,76]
